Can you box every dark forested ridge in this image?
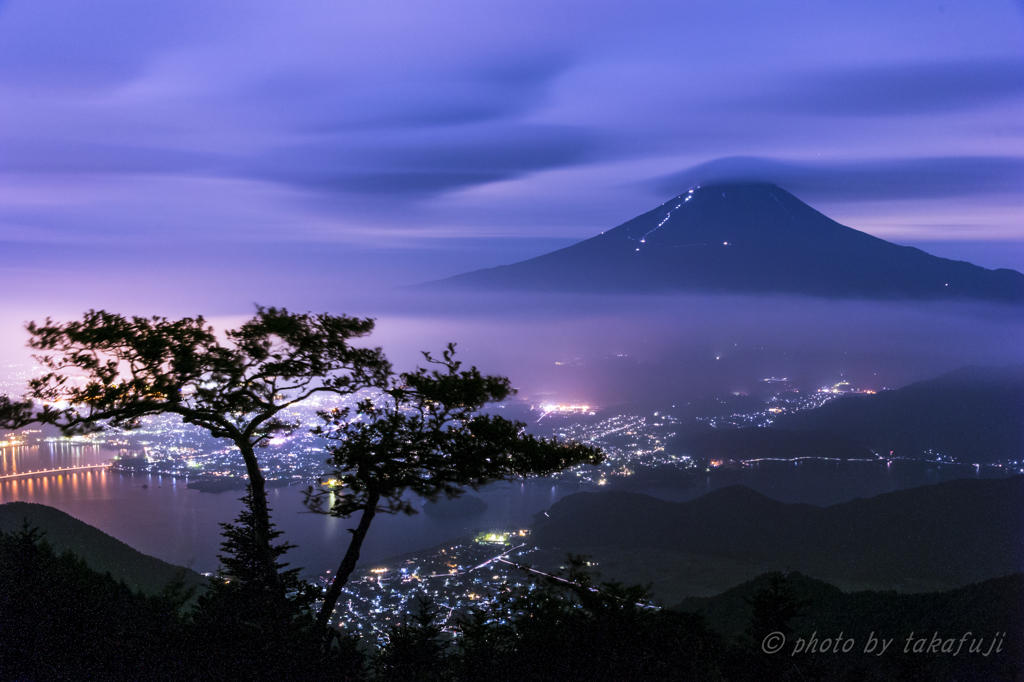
[675,571,1024,682]
[0,501,205,595]
[676,571,1024,644]
[531,476,1024,590]
[427,183,1024,303]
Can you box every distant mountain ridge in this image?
[531,476,1024,590]
[771,364,1024,463]
[429,183,1024,302]
[675,365,1024,464]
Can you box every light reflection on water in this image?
[0,442,110,477]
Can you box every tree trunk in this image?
[316,491,380,631]
[236,441,282,594]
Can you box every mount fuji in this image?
[426,183,1024,303]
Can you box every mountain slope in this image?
[530,476,1024,590]
[671,365,1024,464]
[676,571,1024,646]
[773,365,1024,463]
[674,572,1024,681]
[0,502,206,595]
[429,183,1024,302]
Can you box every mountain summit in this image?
[428,183,1024,302]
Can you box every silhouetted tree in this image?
[730,571,809,682]
[213,487,309,598]
[744,572,807,644]
[372,596,452,682]
[0,307,390,592]
[452,555,724,681]
[190,489,346,682]
[304,345,604,630]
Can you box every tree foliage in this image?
[372,596,452,682]
[212,487,307,596]
[3,307,388,437]
[305,344,604,628]
[189,489,356,682]
[0,307,391,592]
[446,556,726,682]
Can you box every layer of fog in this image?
[356,291,1023,406]
[2,291,1020,408]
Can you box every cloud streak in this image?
[752,59,1024,117]
[249,123,595,197]
[652,156,1024,203]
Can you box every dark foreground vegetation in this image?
[2,518,1021,682]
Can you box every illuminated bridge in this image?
[0,464,109,481]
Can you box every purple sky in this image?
[0,0,1022,344]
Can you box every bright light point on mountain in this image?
[636,248,640,251]
[723,242,729,246]
[640,239,645,243]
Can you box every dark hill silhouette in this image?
[428,183,1024,302]
[422,493,488,518]
[0,502,206,595]
[772,365,1024,463]
[531,476,1024,590]
[676,572,1024,681]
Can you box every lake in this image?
[1,441,1017,578]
